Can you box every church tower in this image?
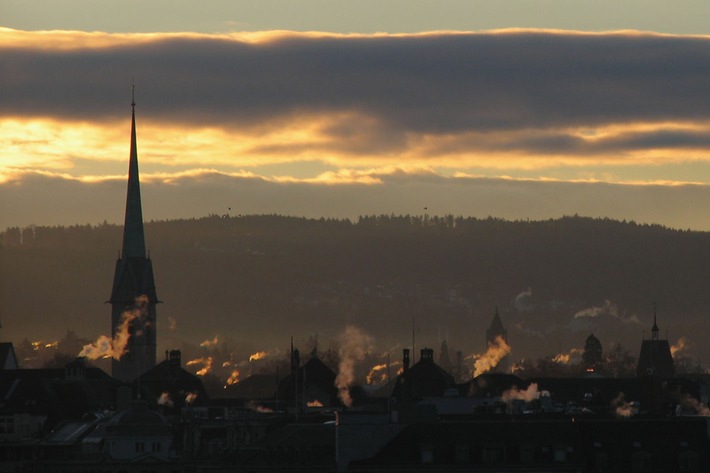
[486,307,509,373]
[109,90,159,382]
[636,306,674,378]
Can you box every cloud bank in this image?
[4,29,710,229]
[3,29,710,167]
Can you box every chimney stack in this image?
[420,347,434,362]
[169,349,181,366]
[403,349,410,373]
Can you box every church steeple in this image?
[651,302,659,341]
[109,89,159,383]
[121,87,146,259]
[486,306,509,373]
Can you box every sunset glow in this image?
[3,25,710,230]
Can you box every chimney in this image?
[420,348,434,362]
[169,349,181,367]
[403,349,410,373]
[65,357,87,380]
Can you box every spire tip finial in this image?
[131,82,136,108]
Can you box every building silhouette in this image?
[637,309,675,377]
[582,333,603,373]
[109,92,159,382]
[486,307,508,373]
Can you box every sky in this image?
[3,1,710,230]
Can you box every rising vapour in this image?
[187,356,214,376]
[552,347,583,364]
[224,369,240,387]
[471,335,511,377]
[671,337,688,358]
[366,363,389,385]
[573,300,641,325]
[679,395,710,416]
[200,336,219,348]
[249,351,268,362]
[612,392,635,418]
[335,325,373,407]
[79,295,149,360]
[501,383,546,404]
[185,392,199,404]
[158,392,173,407]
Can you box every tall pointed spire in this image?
[109,86,159,383]
[121,85,146,259]
[486,306,509,373]
[651,302,659,341]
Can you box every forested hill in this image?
[1,214,709,365]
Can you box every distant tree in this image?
[605,343,637,378]
[42,352,78,369]
[674,355,704,375]
[58,330,90,357]
[15,338,35,368]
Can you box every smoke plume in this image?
[158,392,173,407]
[247,401,273,413]
[501,383,546,404]
[225,369,240,387]
[185,392,199,404]
[366,363,389,385]
[573,300,641,325]
[187,356,214,376]
[200,336,219,348]
[671,337,688,358]
[249,351,268,362]
[471,335,511,377]
[612,392,635,418]
[335,325,373,407]
[679,395,710,416]
[79,295,149,360]
[514,288,533,311]
[552,347,583,364]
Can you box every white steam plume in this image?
[612,392,635,418]
[200,336,219,348]
[679,395,710,416]
[552,347,583,364]
[501,383,546,404]
[470,335,511,377]
[671,337,688,358]
[186,356,213,376]
[335,325,373,407]
[158,392,173,407]
[79,295,149,360]
[574,300,641,325]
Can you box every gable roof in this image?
[0,342,18,370]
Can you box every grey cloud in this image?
[3,31,710,139]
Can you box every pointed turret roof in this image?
[109,90,158,305]
[489,307,505,333]
[121,89,146,259]
[651,303,659,340]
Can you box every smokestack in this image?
[403,349,410,373]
